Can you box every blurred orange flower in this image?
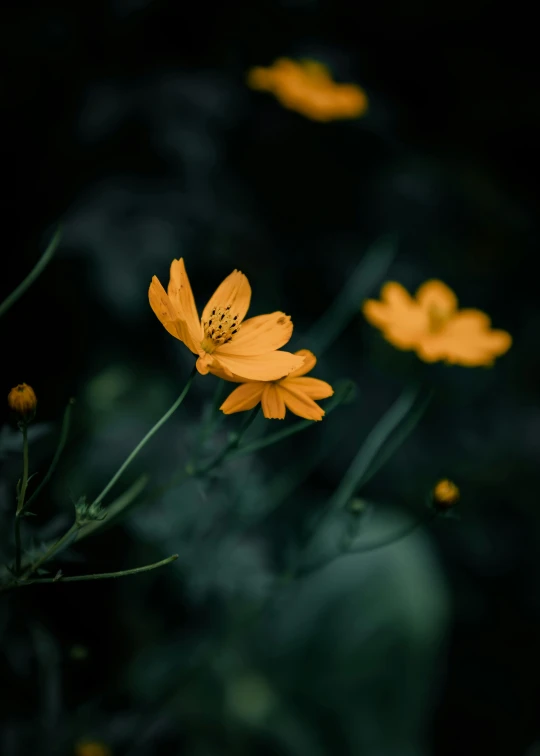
[432,479,460,509]
[363,280,512,367]
[149,258,304,381]
[247,58,368,122]
[74,740,112,756]
[216,349,333,421]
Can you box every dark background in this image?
[1,3,540,755]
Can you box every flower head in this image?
[247,58,368,122]
[432,479,460,510]
[74,741,112,756]
[149,259,304,381]
[217,349,333,421]
[363,280,512,367]
[8,383,37,419]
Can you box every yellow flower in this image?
[247,58,368,122]
[217,349,333,421]
[149,258,304,381]
[7,383,37,418]
[432,479,460,510]
[74,741,112,756]
[363,280,512,367]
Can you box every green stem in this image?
[19,554,178,586]
[14,424,30,574]
[20,523,80,582]
[303,385,428,554]
[327,386,422,515]
[0,226,62,320]
[91,364,197,508]
[16,424,30,515]
[196,406,260,475]
[354,391,432,491]
[296,511,437,578]
[25,398,75,510]
[14,514,22,576]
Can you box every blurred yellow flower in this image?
[216,349,333,421]
[363,280,512,367]
[247,58,368,122]
[74,740,112,756]
[149,258,304,381]
[7,383,37,418]
[433,479,460,509]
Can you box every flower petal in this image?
[207,365,246,384]
[201,270,251,325]
[261,384,286,419]
[381,282,416,311]
[213,350,304,381]
[279,384,325,421]
[416,322,512,367]
[415,337,449,363]
[416,280,458,315]
[285,376,334,400]
[380,322,430,350]
[364,282,427,334]
[220,383,264,414]
[149,276,193,348]
[286,349,317,378]
[167,258,202,351]
[362,300,395,329]
[218,312,294,356]
[443,309,492,333]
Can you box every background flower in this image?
[363,279,512,366]
[248,58,368,121]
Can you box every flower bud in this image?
[74,497,107,527]
[8,383,37,420]
[75,740,112,756]
[432,479,460,510]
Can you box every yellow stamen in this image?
[201,305,241,352]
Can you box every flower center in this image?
[201,305,240,353]
[428,305,452,333]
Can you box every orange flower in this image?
[149,259,304,381]
[363,280,512,367]
[74,741,112,756]
[217,349,333,421]
[247,58,368,122]
[432,479,460,510]
[8,383,37,418]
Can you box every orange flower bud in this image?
[7,383,37,419]
[433,479,460,510]
[74,740,112,756]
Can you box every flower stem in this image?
[0,226,62,320]
[16,424,30,516]
[14,423,30,574]
[14,515,22,576]
[18,554,178,586]
[91,364,197,508]
[196,406,260,475]
[295,511,437,578]
[20,523,80,582]
[25,398,75,509]
[327,385,424,515]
